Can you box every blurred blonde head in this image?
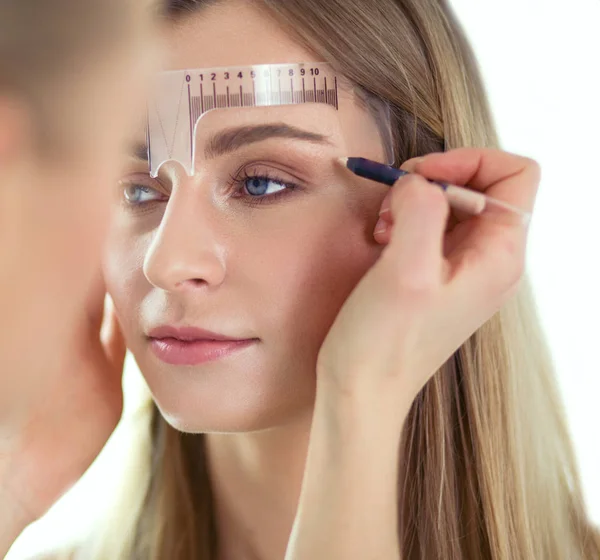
[0,0,156,443]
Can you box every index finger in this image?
[402,147,541,214]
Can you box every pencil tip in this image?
[337,157,349,167]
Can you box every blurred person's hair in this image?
[0,0,146,154]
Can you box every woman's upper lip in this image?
[147,325,251,342]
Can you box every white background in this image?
[8,1,600,557]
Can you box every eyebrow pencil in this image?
[340,156,531,225]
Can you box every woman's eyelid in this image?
[239,168,293,187]
[233,156,309,183]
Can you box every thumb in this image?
[386,174,450,280]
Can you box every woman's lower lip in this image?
[149,338,256,366]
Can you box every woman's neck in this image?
[204,407,314,560]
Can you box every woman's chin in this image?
[152,393,312,435]
[134,348,318,434]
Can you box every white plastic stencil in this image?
[146,62,394,177]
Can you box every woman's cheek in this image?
[104,228,150,318]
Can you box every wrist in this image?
[315,369,413,431]
[291,375,407,560]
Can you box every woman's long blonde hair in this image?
[83,1,600,558]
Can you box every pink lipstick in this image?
[147,326,257,366]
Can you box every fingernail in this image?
[374,217,388,235]
[400,157,425,172]
[379,192,392,217]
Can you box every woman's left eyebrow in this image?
[203,124,331,160]
[130,124,330,163]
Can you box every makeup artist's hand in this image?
[316,147,540,408]
[0,275,125,532]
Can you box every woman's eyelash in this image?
[228,169,299,205]
[119,179,168,212]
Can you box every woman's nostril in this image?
[186,278,208,288]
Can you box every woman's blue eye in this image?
[123,184,164,205]
[244,177,287,197]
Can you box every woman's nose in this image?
[142,188,226,292]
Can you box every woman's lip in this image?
[147,325,250,342]
[149,337,257,366]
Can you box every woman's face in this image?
[105,0,390,432]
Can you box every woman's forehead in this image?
[163,0,320,71]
